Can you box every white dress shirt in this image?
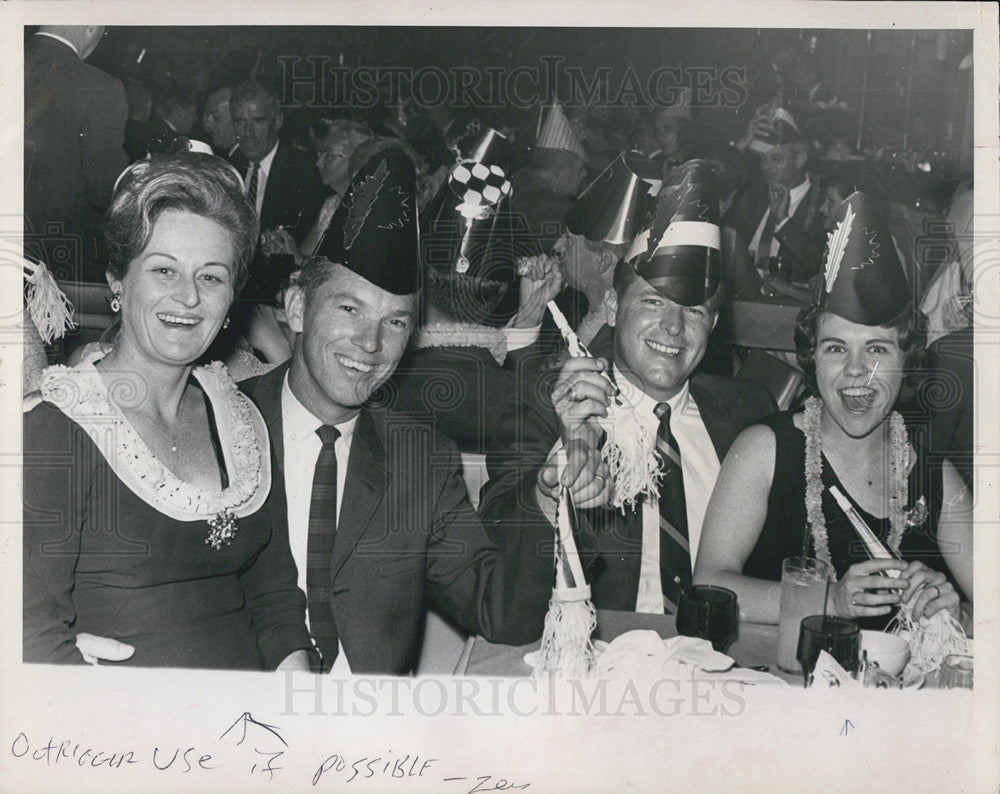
[611,368,721,613]
[248,141,279,217]
[748,176,811,271]
[281,373,358,673]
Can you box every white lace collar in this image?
[38,354,270,526]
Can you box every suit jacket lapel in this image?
[330,408,386,581]
[246,360,291,473]
[260,141,286,228]
[689,376,736,460]
[239,361,293,551]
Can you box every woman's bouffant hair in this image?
[793,303,927,391]
[102,152,259,291]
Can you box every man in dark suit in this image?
[745,108,826,286]
[201,84,240,161]
[240,147,576,675]
[24,25,129,282]
[230,82,327,302]
[480,161,776,614]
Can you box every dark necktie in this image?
[654,402,692,613]
[246,162,260,210]
[754,209,776,274]
[307,425,340,672]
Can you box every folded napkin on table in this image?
[592,630,786,686]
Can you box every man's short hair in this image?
[231,81,279,114]
[314,117,372,145]
[295,255,340,304]
[205,84,232,103]
[155,88,197,117]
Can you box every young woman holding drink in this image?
[693,192,972,630]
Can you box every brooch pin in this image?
[206,509,238,550]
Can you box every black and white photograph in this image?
[4,2,998,791]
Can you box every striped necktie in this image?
[246,162,260,211]
[307,425,340,672]
[654,401,692,613]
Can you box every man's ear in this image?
[284,284,305,334]
[274,110,284,133]
[598,249,616,274]
[602,288,618,327]
[794,148,808,171]
[711,310,719,331]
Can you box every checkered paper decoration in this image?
[449,161,512,208]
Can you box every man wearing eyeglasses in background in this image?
[259,118,375,270]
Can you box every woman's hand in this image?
[827,559,907,619]
[898,561,960,622]
[75,633,135,665]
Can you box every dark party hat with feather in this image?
[316,144,420,295]
[818,191,911,325]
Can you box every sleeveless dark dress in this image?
[743,412,957,620]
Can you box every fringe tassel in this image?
[532,484,597,678]
[533,586,597,678]
[600,402,662,513]
[24,259,76,344]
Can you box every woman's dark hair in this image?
[102,152,258,291]
[423,268,509,325]
[793,303,927,391]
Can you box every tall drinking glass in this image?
[776,556,831,673]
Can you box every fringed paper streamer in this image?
[23,257,76,343]
[545,298,660,513]
[532,483,596,678]
[598,403,663,513]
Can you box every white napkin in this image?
[811,650,862,689]
[591,630,785,686]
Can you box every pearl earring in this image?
[110,292,121,313]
